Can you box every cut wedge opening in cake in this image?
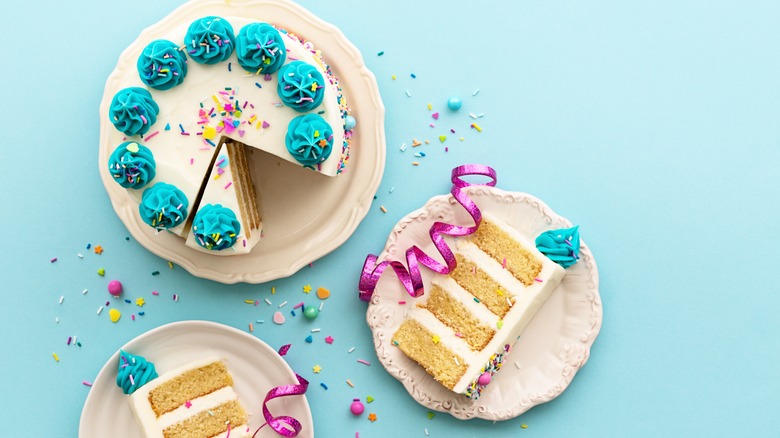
[392,214,574,399]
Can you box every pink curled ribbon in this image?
[252,374,309,437]
[358,164,497,302]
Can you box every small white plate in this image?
[79,320,313,438]
[98,0,385,283]
[366,186,602,420]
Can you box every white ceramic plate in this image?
[366,186,602,420]
[79,320,313,438]
[98,0,385,283]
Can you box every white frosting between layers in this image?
[105,17,345,252]
[184,142,262,255]
[128,356,249,438]
[406,215,566,395]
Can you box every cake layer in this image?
[393,319,467,390]
[470,219,543,286]
[148,361,233,416]
[450,253,514,318]
[419,283,495,351]
[162,399,246,438]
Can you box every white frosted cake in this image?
[392,214,574,399]
[117,351,250,438]
[102,10,354,255]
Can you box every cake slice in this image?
[392,214,567,399]
[117,352,249,438]
[185,139,262,255]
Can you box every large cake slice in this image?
[392,214,571,399]
[117,351,249,438]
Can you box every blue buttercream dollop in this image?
[535,226,581,268]
[191,204,241,251]
[108,142,156,189]
[277,61,326,112]
[116,350,158,395]
[285,114,333,166]
[137,40,188,90]
[109,87,159,136]
[184,16,235,64]
[139,182,189,230]
[236,22,286,74]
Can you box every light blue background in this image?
[2,0,779,436]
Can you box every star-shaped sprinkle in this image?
[310,82,318,92]
[94,245,104,255]
[312,365,322,373]
[185,401,192,408]
[368,413,377,422]
[432,335,440,344]
[325,336,334,344]
[136,298,145,307]
[303,284,312,294]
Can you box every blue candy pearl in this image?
[447,96,462,111]
[344,115,357,130]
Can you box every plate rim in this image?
[97,0,386,284]
[78,319,313,437]
[366,186,603,420]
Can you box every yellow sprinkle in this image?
[460,137,465,141]
[313,364,322,373]
[272,286,276,294]
[234,110,242,118]
[412,162,420,166]
[203,126,217,140]
[432,335,440,344]
[427,103,432,110]
[391,75,396,80]
[472,123,482,132]
[346,379,354,387]
[244,299,255,304]
[256,68,263,75]
[380,206,387,213]
[211,95,220,105]
[168,261,174,269]
[136,297,145,307]
[496,289,504,296]
[521,424,528,429]
[303,284,312,294]
[109,308,121,323]
[311,82,318,92]
[249,115,257,124]
[314,130,320,138]
[496,320,504,329]
[52,353,60,362]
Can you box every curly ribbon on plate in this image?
[358,164,497,302]
[252,373,309,437]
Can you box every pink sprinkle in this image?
[262,121,270,129]
[131,314,136,321]
[67,336,72,345]
[152,291,159,296]
[454,332,464,338]
[502,258,507,269]
[82,381,93,387]
[534,278,543,283]
[129,374,135,386]
[357,359,371,366]
[215,158,225,167]
[224,181,232,190]
[140,115,148,124]
[190,158,194,165]
[144,130,160,141]
[50,257,58,263]
[294,302,305,309]
[429,123,435,128]
[398,301,406,305]
[185,400,192,408]
[238,129,246,137]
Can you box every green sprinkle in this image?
[427,412,435,420]
[377,51,385,56]
[473,297,480,303]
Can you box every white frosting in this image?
[105,16,346,254]
[128,356,249,438]
[407,214,566,395]
[184,142,262,255]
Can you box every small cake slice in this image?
[185,140,262,255]
[393,214,573,399]
[117,351,249,438]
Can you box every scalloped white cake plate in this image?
[98,0,385,283]
[366,186,602,420]
[79,320,313,438]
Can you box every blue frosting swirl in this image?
[236,22,287,74]
[108,142,156,189]
[184,16,235,64]
[116,350,158,395]
[285,114,333,166]
[277,61,326,112]
[535,226,581,268]
[137,40,188,90]
[191,204,241,251]
[139,182,189,230]
[109,87,159,136]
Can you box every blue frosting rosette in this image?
[535,226,581,268]
[277,61,326,112]
[109,87,159,136]
[116,350,158,395]
[136,40,188,90]
[236,22,287,74]
[108,141,156,189]
[191,204,241,251]
[184,16,235,64]
[139,182,189,230]
[285,114,333,166]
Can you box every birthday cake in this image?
[116,351,250,438]
[101,10,354,255]
[391,214,580,399]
